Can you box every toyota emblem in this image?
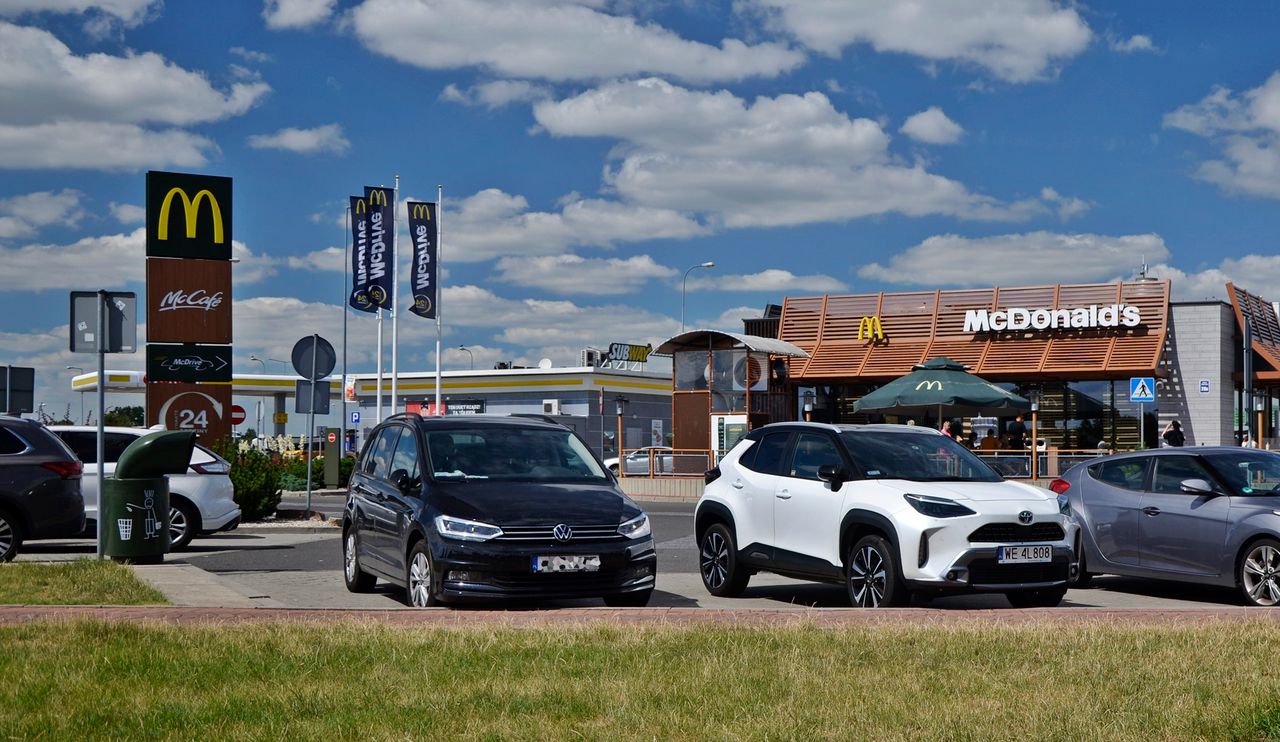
[553,523,573,542]
[1018,510,1034,525]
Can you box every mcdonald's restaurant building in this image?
[744,278,1280,452]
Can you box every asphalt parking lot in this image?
[16,496,1249,612]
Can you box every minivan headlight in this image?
[903,493,976,519]
[435,515,503,541]
[618,513,651,540]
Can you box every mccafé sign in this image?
[963,304,1141,333]
[147,259,232,343]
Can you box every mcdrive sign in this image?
[146,343,232,383]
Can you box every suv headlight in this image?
[1057,494,1071,516]
[435,515,503,541]
[903,493,976,519]
[618,513,651,540]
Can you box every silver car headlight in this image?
[1057,494,1071,516]
[435,515,503,541]
[903,493,976,519]
[618,513,651,540]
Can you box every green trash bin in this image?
[100,430,196,564]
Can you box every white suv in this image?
[50,426,241,550]
[696,423,1077,608]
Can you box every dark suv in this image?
[343,414,656,607]
[0,416,85,561]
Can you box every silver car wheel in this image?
[0,515,13,560]
[849,544,887,608]
[700,530,729,590]
[168,506,187,543]
[409,550,433,608]
[1242,543,1280,607]
[344,532,358,583]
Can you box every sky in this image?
[3,0,1280,430]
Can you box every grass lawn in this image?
[0,560,167,605]
[3,620,1280,739]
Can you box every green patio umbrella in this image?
[851,357,1031,418]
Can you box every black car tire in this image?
[343,527,377,593]
[1005,587,1067,608]
[168,499,199,552]
[0,509,21,563]
[846,534,908,608]
[699,522,749,597]
[1238,538,1280,607]
[603,589,653,607]
[406,540,441,607]
[1068,548,1093,589]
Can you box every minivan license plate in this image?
[532,555,601,573]
[997,545,1052,564]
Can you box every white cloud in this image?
[248,123,350,154]
[1039,187,1090,220]
[109,201,145,224]
[534,78,1049,227]
[706,305,765,332]
[0,121,216,170]
[0,22,270,126]
[1158,255,1280,302]
[0,189,85,238]
[349,0,804,83]
[494,254,676,294]
[858,232,1169,287]
[684,268,847,293]
[0,0,157,29]
[1110,34,1155,54]
[745,0,1092,83]
[263,0,336,29]
[1164,71,1280,199]
[230,46,273,64]
[900,106,964,145]
[441,80,553,109]
[286,245,346,272]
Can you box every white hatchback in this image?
[695,422,1078,607]
[50,426,241,550]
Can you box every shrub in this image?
[211,441,284,522]
[284,455,354,489]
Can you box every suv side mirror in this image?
[391,469,419,494]
[817,463,845,492]
[1179,478,1217,495]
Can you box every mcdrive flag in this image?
[363,186,394,310]
[348,196,375,313]
[406,201,437,319]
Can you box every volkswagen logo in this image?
[552,523,573,542]
[1018,510,1034,525]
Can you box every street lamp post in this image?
[456,346,474,370]
[66,365,84,423]
[615,396,628,479]
[248,354,267,374]
[680,261,715,332]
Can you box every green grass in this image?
[0,560,167,605]
[3,620,1280,739]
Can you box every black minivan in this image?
[342,414,657,607]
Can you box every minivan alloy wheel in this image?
[1241,540,1280,607]
[0,513,17,562]
[407,543,439,607]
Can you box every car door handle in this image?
[732,480,745,490]
[1142,506,1161,516]
[776,490,792,500]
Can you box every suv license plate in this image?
[997,545,1052,564]
[532,555,601,573]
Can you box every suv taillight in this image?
[704,466,721,485]
[1049,478,1070,495]
[190,460,230,475]
[42,460,83,479]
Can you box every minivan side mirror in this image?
[391,469,419,493]
[817,463,845,492]
[1179,478,1216,496]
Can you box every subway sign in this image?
[963,304,1141,333]
[608,343,652,363]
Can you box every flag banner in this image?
[348,196,375,312]
[406,201,437,319]
[364,186,394,310]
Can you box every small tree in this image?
[210,438,284,521]
[103,405,144,427]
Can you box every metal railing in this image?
[615,448,714,478]
[974,448,1116,479]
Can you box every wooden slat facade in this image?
[1227,282,1280,380]
[781,280,1170,382]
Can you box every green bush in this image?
[284,455,354,489]
[211,442,284,522]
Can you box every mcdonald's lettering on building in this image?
[146,171,233,261]
[857,315,885,342]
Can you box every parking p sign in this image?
[351,410,361,425]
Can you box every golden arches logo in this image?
[915,380,943,391]
[367,189,389,206]
[157,188,223,243]
[411,204,432,220]
[857,315,885,342]
[354,198,367,215]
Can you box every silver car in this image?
[1053,447,1280,606]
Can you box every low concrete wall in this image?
[618,477,703,503]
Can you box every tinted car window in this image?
[428,426,606,482]
[743,432,790,476]
[1089,458,1148,491]
[839,430,1001,482]
[1202,450,1280,496]
[1150,456,1216,494]
[389,428,420,482]
[788,432,842,480]
[363,427,400,479]
[55,431,134,464]
[0,427,27,455]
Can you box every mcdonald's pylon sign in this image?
[857,315,885,342]
[146,171,232,261]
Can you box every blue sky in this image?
[3,0,1280,427]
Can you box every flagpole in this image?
[341,205,350,455]
[391,175,400,416]
[376,310,383,425]
[435,184,443,413]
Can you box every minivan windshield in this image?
[427,426,608,482]
[839,430,1002,483]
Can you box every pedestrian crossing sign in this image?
[1130,376,1155,403]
